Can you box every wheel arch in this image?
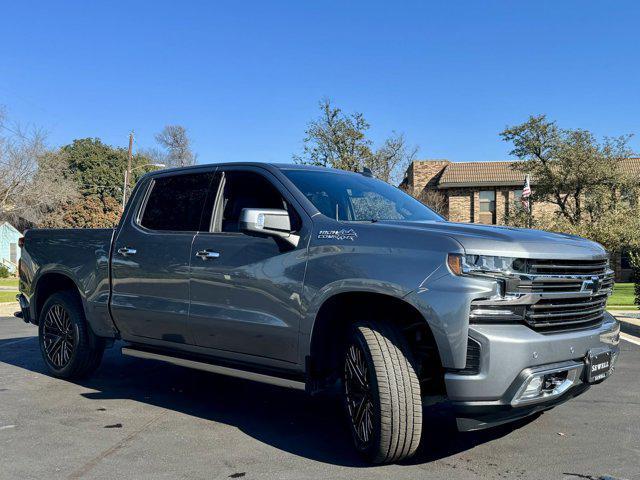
[32,270,84,325]
[306,289,445,395]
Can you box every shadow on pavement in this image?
[0,336,536,467]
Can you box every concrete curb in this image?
[609,310,640,320]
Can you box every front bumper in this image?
[446,314,620,431]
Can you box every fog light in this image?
[520,376,543,400]
[511,363,581,407]
[542,371,568,390]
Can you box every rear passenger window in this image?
[140,172,217,231]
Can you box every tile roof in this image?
[433,158,640,188]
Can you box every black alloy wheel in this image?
[344,343,374,448]
[38,290,105,379]
[42,303,75,368]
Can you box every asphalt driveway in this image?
[1,315,638,480]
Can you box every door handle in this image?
[195,250,220,260]
[117,247,137,256]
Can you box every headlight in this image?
[447,254,525,277]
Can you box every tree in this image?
[0,108,77,229]
[500,115,633,225]
[294,99,417,185]
[155,125,196,167]
[60,138,150,201]
[40,195,121,229]
[416,189,448,217]
[501,115,640,253]
[367,132,418,185]
[41,138,153,228]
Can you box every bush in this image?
[630,251,640,308]
[0,265,10,279]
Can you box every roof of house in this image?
[0,221,20,233]
[438,161,526,187]
[428,157,640,188]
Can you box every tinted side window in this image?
[140,172,216,231]
[218,171,300,233]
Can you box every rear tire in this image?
[343,319,422,464]
[38,291,104,379]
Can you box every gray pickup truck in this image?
[16,163,620,463]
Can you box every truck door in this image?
[188,167,309,363]
[111,169,218,344]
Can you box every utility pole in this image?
[122,131,134,211]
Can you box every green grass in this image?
[607,283,638,311]
[0,278,19,288]
[0,278,18,303]
[0,291,18,303]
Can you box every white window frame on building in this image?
[479,190,496,224]
[9,242,18,264]
[513,189,523,209]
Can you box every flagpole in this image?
[527,174,532,228]
[521,174,532,228]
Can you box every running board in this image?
[121,347,306,391]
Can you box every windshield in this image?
[282,169,443,222]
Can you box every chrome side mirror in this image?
[239,208,300,247]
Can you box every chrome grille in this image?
[518,275,614,294]
[525,293,609,331]
[470,257,614,333]
[526,259,609,276]
[522,257,613,331]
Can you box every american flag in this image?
[521,174,532,212]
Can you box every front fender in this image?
[406,272,498,369]
[298,278,414,363]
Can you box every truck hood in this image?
[381,220,607,260]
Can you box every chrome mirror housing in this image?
[239,208,299,247]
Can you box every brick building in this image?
[405,160,551,223]
[401,159,640,280]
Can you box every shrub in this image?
[0,265,10,279]
[629,251,640,308]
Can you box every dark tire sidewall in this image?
[343,323,383,459]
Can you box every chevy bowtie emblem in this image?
[581,276,601,294]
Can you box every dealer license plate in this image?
[586,350,611,383]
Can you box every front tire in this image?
[38,291,104,379]
[343,320,422,464]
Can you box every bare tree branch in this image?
[294,99,419,185]
[155,125,196,167]
[0,108,77,227]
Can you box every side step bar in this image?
[121,347,306,391]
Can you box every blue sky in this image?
[1,1,638,164]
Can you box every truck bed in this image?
[20,228,117,336]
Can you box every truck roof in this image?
[141,162,359,179]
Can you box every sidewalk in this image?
[609,310,640,321]
[609,310,640,346]
[0,302,18,316]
